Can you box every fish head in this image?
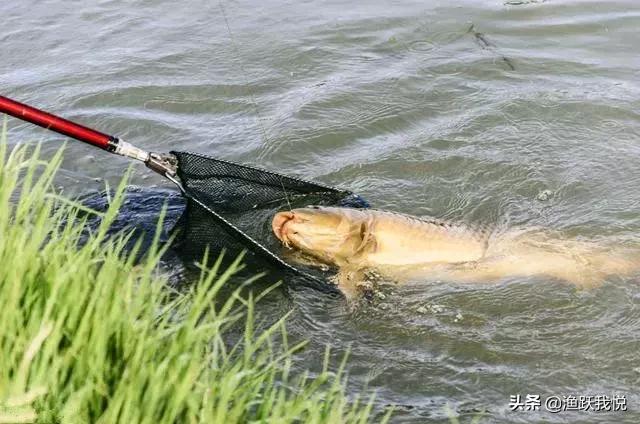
[272,206,374,266]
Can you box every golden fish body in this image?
[272,206,638,297]
[353,209,488,266]
[272,207,489,268]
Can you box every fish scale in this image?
[366,209,491,242]
[355,208,490,266]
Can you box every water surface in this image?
[2,0,640,422]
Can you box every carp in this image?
[272,206,638,297]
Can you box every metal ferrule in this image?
[114,139,151,162]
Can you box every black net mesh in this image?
[171,151,369,294]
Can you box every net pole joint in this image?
[114,139,178,178]
[145,151,178,178]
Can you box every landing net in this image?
[171,151,369,294]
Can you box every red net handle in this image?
[0,95,118,151]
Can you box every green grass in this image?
[0,124,388,424]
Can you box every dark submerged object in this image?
[79,186,185,249]
[78,187,186,285]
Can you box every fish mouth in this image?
[272,211,295,246]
